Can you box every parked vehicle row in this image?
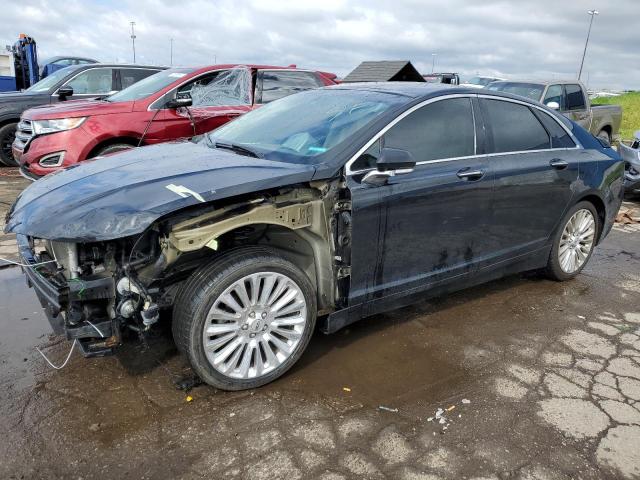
[6,83,624,390]
[11,64,337,177]
[0,63,165,166]
[487,80,622,144]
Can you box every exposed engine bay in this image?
[20,180,351,357]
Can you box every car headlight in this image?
[32,117,87,135]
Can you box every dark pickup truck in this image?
[0,63,164,166]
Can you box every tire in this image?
[92,143,134,157]
[545,201,600,281]
[0,122,18,167]
[172,247,317,390]
[596,129,611,145]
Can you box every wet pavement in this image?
[1,172,640,479]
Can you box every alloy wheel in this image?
[202,271,308,379]
[558,208,596,274]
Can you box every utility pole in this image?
[170,38,173,66]
[431,53,437,73]
[130,21,137,63]
[578,10,598,80]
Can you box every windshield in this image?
[487,82,545,101]
[106,68,195,102]
[208,88,405,164]
[25,66,78,92]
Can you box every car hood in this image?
[5,141,318,241]
[0,91,47,103]
[24,99,134,119]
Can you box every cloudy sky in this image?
[3,0,638,89]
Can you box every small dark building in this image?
[342,60,425,83]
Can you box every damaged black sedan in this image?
[5,83,624,390]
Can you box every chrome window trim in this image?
[346,94,582,176]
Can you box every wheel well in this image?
[0,118,19,129]
[599,125,612,136]
[578,194,606,243]
[87,136,140,158]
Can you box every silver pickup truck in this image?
[487,80,622,144]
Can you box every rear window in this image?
[533,110,576,148]
[482,99,550,153]
[119,68,161,89]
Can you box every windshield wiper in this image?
[214,141,261,158]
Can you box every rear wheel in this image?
[172,247,316,390]
[0,122,18,166]
[545,201,599,281]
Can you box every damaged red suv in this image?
[13,65,337,179]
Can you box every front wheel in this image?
[0,122,18,166]
[545,201,599,281]
[172,247,317,390]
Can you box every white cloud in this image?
[2,0,638,89]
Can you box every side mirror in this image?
[546,101,560,110]
[376,147,416,172]
[58,86,73,100]
[362,147,416,186]
[166,97,193,109]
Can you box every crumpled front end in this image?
[16,233,163,357]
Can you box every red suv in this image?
[14,65,337,178]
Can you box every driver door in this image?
[348,96,495,315]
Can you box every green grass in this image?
[591,92,640,140]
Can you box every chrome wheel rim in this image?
[558,209,596,274]
[202,271,308,379]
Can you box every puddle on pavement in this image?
[0,267,53,390]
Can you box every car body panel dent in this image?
[5,141,317,241]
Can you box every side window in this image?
[482,99,550,153]
[565,84,586,110]
[64,68,114,95]
[260,71,324,104]
[53,58,74,66]
[176,69,251,107]
[543,84,564,109]
[120,68,160,89]
[383,98,475,161]
[533,110,577,149]
[352,139,381,171]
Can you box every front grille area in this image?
[13,119,34,151]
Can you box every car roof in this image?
[326,81,566,110]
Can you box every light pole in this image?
[170,38,173,66]
[130,21,137,63]
[578,9,598,80]
[431,53,437,73]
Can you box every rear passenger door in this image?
[479,97,580,260]
[256,70,325,104]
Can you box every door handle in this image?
[550,158,569,170]
[456,168,484,180]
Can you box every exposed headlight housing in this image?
[32,117,87,135]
